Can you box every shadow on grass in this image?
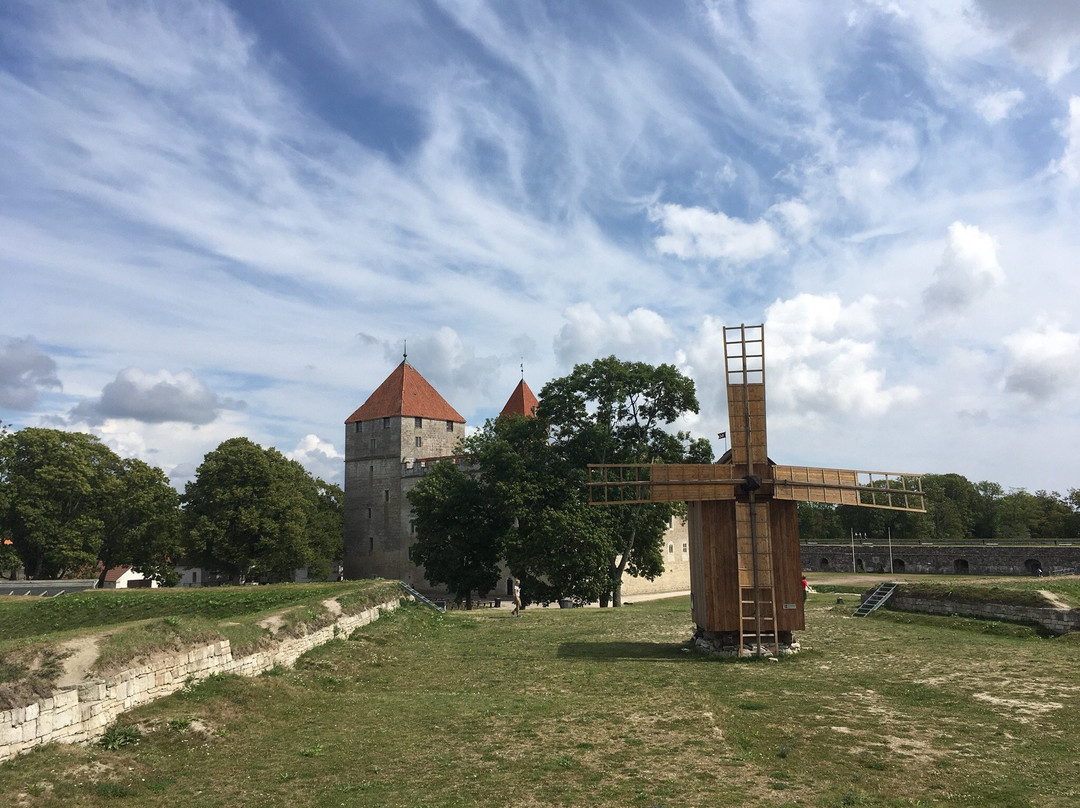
[556,641,690,661]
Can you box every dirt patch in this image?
[1037,589,1073,610]
[56,636,102,687]
[258,613,286,634]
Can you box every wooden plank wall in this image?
[769,499,805,631]
[693,499,740,632]
[689,497,805,633]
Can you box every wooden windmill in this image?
[588,324,925,656]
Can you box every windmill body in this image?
[589,325,925,655]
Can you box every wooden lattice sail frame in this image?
[588,324,925,656]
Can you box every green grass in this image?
[0,580,401,706]
[1,590,1078,807]
[0,580,401,642]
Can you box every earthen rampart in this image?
[0,595,403,762]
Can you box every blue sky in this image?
[2,0,1079,494]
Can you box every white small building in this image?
[102,566,158,588]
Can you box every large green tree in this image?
[96,458,182,587]
[0,427,181,581]
[182,437,336,583]
[0,428,116,578]
[536,357,708,606]
[406,460,508,608]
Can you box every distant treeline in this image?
[798,473,1080,542]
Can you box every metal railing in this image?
[398,581,446,613]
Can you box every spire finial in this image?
[403,339,407,364]
[520,357,524,380]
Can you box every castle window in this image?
[415,436,422,448]
[367,508,372,519]
[668,544,674,555]
[414,417,423,428]
[354,422,361,433]
[369,465,374,478]
[369,537,374,553]
[383,417,391,429]
[410,520,416,535]
[446,420,454,431]
[370,438,376,449]
[384,489,390,502]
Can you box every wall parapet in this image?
[1,595,404,763]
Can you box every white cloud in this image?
[974,88,1025,122]
[1002,322,1080,400]
[70,368,243,425]
[921,222,1004,318]
[0,336,61,410]
[286,434,344,483]
[554,304,674,368]
[652,203,782,264]
[764,293,918,418]
[974,0,1080,83]
[1055,96,1080,183]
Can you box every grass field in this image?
[1,577,1078,807]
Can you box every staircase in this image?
[399,581,446,613]
[853,582,899,617]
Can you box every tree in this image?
[0,428,116,578]
[182,437,329,583]
[536,357,706,606]
[307,479,345,580]
[96,458,182,587]
[407,461,507,608]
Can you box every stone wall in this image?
[874,590,1080,635]
[0,596,403,763]
[805,542,1080,576]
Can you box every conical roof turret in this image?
[345,362,465,424]
[499,378,538,417]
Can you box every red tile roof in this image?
[103,565,132,583]
[346,362,466,424]
[500,379,538,417]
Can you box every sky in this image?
[2,0,1079,495]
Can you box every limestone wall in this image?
[877,592,1080,635]
[0,596,403,763]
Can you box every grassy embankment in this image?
[1,574,1078,807]
[0,581,400,707]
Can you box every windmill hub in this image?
[741,474,762,493]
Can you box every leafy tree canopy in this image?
[182,437,337,583]
[0,427,180,582]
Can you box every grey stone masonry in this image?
[0,596,403,763]
[343,415,462,585]
[871,590,1080,635]
[805,542,1080,576]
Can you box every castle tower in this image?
[342,361,466,583]
[499,378,538,417]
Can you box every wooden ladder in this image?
[736,499,780,656]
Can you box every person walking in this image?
[801,575,809,603]
[511,578,522,617]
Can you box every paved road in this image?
[0,580,97,597]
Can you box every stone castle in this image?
[342,360,691,599]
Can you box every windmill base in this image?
[693,628,801,658]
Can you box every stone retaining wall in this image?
[1,596,403,763]
[807,542,1080,576]
[877,592,1080,635]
